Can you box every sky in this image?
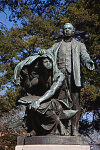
[0,8,21,96]
[0,7,22,30]
[0,9,13,29]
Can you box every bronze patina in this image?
[14,50,78,136]
[14,23,94,136]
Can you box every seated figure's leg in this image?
[59,109,78,136]
[47,109,68,135]
[24,107,37,136]
[39,100,68,136]
[58,119,69,135]
[59,110,78,120]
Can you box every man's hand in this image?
[86,59,95,70]
[38,49,46,55]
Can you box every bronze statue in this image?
[14,23,94,136]
[14,51,78,136]
[39,23,95,136]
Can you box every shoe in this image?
[72,129,81,136]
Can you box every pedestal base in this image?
[15,145,90,150]
[16,136,90,150]
[17,136,89,145]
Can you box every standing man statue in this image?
[41,23,95,136]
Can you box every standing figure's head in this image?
[63,23,75,37]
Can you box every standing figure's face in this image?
[63,24,74,37]
[43,58,52,70]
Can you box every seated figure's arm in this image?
[21,68,39,89]
[39,73,65,103]
[30,72,65,109]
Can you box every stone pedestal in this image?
[15,145,90,150]
[17,135,89,145]
[15,136,90,150]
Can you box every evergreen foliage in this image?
[0,0,100,113]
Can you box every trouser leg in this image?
[67,74,81,135]
[71,90,81,132]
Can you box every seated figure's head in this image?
[42,57,52,70]
[63,23,75,37]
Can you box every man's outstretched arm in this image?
[80,43,95,70]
